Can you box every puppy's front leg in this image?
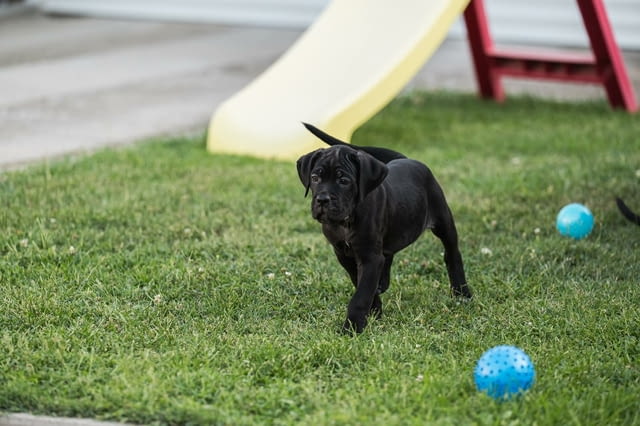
[343,252,384,333]
[333,247,358,287]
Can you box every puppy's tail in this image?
[616,197,640,225]
[302,122,350,147]
[302,122,406,163]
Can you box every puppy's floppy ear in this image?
[296,149,324,197]
[356,151,388,202]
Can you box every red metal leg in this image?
[463,0,504,101]
[462,0,637,112]
[576,0,638,111]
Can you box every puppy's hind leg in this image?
[363,254,393,321]
[377,254,394,295]
[431,207,472,299]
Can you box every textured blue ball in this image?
[556,203,594,240]
[474,345,535,400]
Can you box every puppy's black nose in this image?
[316,193,331,205]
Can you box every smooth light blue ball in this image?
[556,203,594,240]
[474,345,535,400]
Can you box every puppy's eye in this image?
[338,177,350,186]
[310,174,320,184]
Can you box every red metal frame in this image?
[463,0,638,112]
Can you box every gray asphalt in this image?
[1,6,639,426]
[0,414,133,426]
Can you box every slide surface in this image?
[207,0,470,160]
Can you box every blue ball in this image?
[474,345,535,400]
[556,203,594,240]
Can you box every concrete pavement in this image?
[0,414,133,426]
[0,10,300,169]
[1,9,639,170]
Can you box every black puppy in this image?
[297,123,471,333]
[616,198,640,225]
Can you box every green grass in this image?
[1,92,639,425]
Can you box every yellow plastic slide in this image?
[207,0,470,160]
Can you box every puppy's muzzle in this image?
[313,192,344,223]
[315,193,332,206]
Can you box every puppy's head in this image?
[296,145,388,225]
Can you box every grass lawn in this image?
[1,92,639,425]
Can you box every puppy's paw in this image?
[342,316,367,335]
[369,295,383,320]
[452,284,473,299]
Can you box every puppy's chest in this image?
[323,225,355,256]
[334,240,353,256]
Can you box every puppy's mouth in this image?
[312,205,350,224]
